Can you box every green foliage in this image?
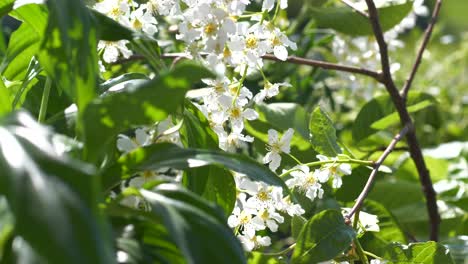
[383,241,454,263]
[309,1,413,36]
[0,112,114,264]
[83,63,213,162]
[292,210,356,263]
[38,0,99,117]
[352,92,439,143]
[180,101,237,216]
[102,142,289,193]
[309,107,342,156]
[0,0,466,263]
[140,186,246,264]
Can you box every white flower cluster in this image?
[228,173,305,251]
[286,155,352,202]
[94,0,159,63]
[94,0,298,152]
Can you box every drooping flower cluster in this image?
[228,174,305,251]
[94,0,298,152]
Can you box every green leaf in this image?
[371,100,434,130]
[310,1,413,36]
[180,101,236,216]
[91,9,134,41]
[0,4,47,81]
[99,73,149,94]
[353,92,438,143]
[335,166,373,203]
[0,111,114,264]
[0,197,14,260]
[309,107,341,156]
[395,156,448,183]
[291,215,307,240]
[102,142,289,195]
[383,242,454,264]
[359,200,407,256]
[38,0,99,119]
[140,185,246,264]
[256,103,309,139]
[0,0,13,17]
[83,63,213,163]
[248,252,286,264]
[292,210,355,263]
[0,79,11,117]
[367,179,425,211]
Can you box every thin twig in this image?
[261,54,382,81]
[346,124,411,219]
[340,0,369,18]
[364,0,441,241]
[114,53,382,81]
[400,0,443,100]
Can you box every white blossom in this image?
[264,128,294,171]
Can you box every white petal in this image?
[268,152,282,171]
[267,129,279,144]
[273,45,288,61]
[242,108,259,120]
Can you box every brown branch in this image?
[346,124,411,219]
[113,53,382,81]
[261,54,382,80]
[364,0,440,241]
[340,0,369,18]
[400,0,443,100]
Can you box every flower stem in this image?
[354,238,370,264]
[287,153,302,165]
[38,77,52,123]
[280,158,373,178]
[260,243,296,256]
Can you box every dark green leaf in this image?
[140,185,246,264]
[180,101,236,216]
[248,252,286,264]
[102,142,289,195]
[309,107,341,156]
[310,1,413,36]
[0,197,14,260]
[353,92,438,143]
[38,0,99,119]
[83,63,213,162]
[91,9,134,41]
[292,210,355,263]
[359,200,407,256]
[291,215,307,240]
[0,111,114,264]
[383,242,454,264]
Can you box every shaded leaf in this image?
[102,142,289,195]
[140,185,246,264]
[310,1,413,36]
[353,92,439,143]
[0,111,114,264]
[180,100,236,216]
[292,210,355,263]
[83,63,213,162]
